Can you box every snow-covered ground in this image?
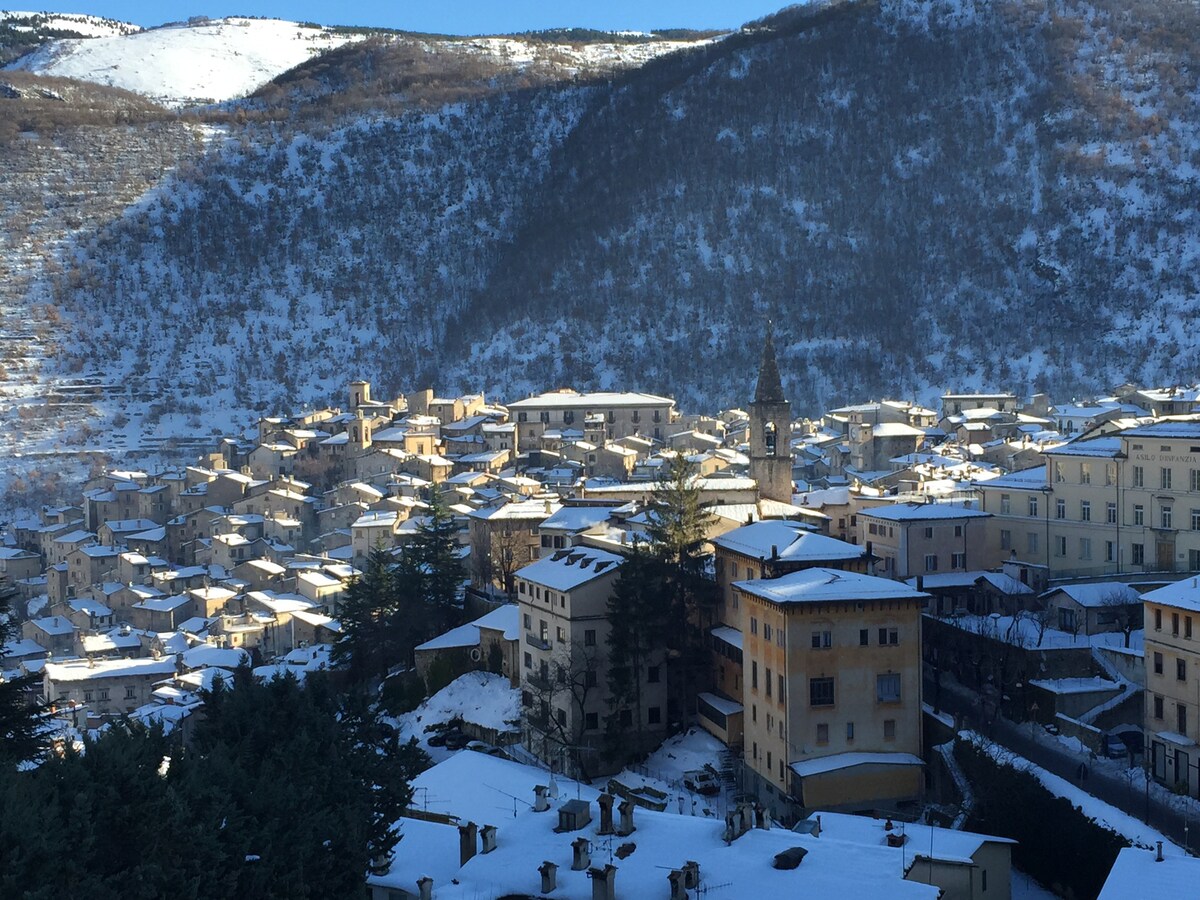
[1012,869,1058,899]
[964,731,1182,853]
[6,17,363,105]
[0,10,140,38]
[614,726,728,816]
[948,614,1143,655]
[386,671,519,762]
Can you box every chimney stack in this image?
[588,863,617,900]
[533,785,550,812]
[668,869,688,900]
[539,860,558,893]
[458,821,478,866]
[683,861,700,889]
[1157,841,1164,862]
[417,876,433,900]
[616,799,636,836]
[571,837,591,871]
[480,824,497,854]
[597,793,615,835]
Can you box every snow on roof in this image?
[904,571,1033,594]
[45,656,176,682]
[735,568,928,605]
[181,645,249,671]
[1098,846,1200,900]
[860,501,989,522]
[790,751,924,778]
[1122,420,1200,439]
[133,594,192,612]
[507,390,674,409]
[1047,436,1123,458]
[515,547,625,591]
[1044,582,1141,608]
[415,621,482,653]
[472,603,520,641]
[1028,677,1119,695]
[1141,578,1200,613]
[714,521,862,563]
[538,506,614,533]
[794,487,852,508]
[976,466,1048,490]
[711,625,743,650]
[1,638,48,660]
[68,598,113,616]
[30,616,76,635]
[469,498,561,521]
[697,691,743,715]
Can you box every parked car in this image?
[684,769,721,795]
[443,730,469,751]
[467,741,509,758]
[1102,733,1128,758]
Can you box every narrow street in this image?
[926,675,1197,852]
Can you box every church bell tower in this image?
[749,326,793,504]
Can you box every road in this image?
[926,675,1197,852]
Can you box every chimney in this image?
[571,837,591,871]
[668,869,688,900]
[458,821,478,866]
[916,575,924,593]
[417,876,433,900]
[616,799,636,836]
[770,544,778,561]
[588,864,617,900]
[814,815,821,837]
[534,785,550,812]
[723,811,737,845]
[683,861,700,889]
[597,793,615,835]
[1156,841,1164,862]
[480,824,497,854]
[539,860,558,893]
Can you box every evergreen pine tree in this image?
[0,594,52,769]
[406,490,466,637]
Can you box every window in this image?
[1106,541,1115,563]
[859,629,869,646]
[522,690,532,707]
[1155,607,1162,630]
[924,527,934,539]
[1000,494,1011,515]
[767,750,772,770]
[847,722,855,741]
[1188,617,1194,640]
[1079,538,1091,560]
[878,627,899,646]
[951,552,966,569]
[877,673,902,702]
[1193,549,1200,570]
[1054,462,1065,483]
[585,629,596,646]
[766,667,773,698]
[647,665,660,683]
[524,613,532,629]
[954,525,963,538]
[1174,613,1180,636]
[1106,464,1117,486]
[1193,510,1200,532]
[1028,496,1039,517]
[776,628,786,648]
[1107,502,1117,525]
[1080,462,1091,484]
[1154,695,1164,719]
[524,652,532,669]
[585,712,598,731]
[750,616,758,636]
[1055,535,1067,557]
[924,554,938,572]
[1162,467,1173,490]
[809,677,835,707]
[1055,498,1066,520]
[1133,543,1145,566]
[1027,532,1039,554]
[83,690,93,703]
[1162,506,1174,530]
[1080,501,1091,522]
[816,723,829,744]
[556,708,567,726]
[98,689,109,701]
[648,706,661,725]
[778,673,786,702]
[1179,659,1188,682]
[1179,704,1188,735]
[1193,468,1200,492]
[1000,530,1012,551]
[1133,466,1144,488]
[884,719,896,740]
[556,626,566,644]
[752,662,758,691]
[811,630,832,649]
[1135,505,1145,526]
[585,670,597,688]
[1154,652,1164,675]
[763,623,772,642]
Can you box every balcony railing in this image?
[525,632,550,651]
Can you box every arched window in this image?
[764,422,777,454]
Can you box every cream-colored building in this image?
[44,656,178,717]
[857,502,995,580]
[507,389,676,444]
[734,567,928,818]
[516,546,666,777]
[1143,579,1200,796]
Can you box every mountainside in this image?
[4,0,1200,467]
[0,10,139,63]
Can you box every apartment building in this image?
[507,389,676,444]
[734,568,927,819]
[515,546,666,777]
[857,501,995,579]
[1143,579,1200,796]
[979,422,1200,578]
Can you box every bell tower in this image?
[749,325,793,504]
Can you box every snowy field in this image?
[385,671,519,762]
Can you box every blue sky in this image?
[75,2,790,34]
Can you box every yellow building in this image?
[734,567,928,818]
[1143,579,1200,795]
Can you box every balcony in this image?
[525,631,551,651]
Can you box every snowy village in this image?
[5,2,1200,899]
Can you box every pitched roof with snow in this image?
[735,568,928,605]
[1142,579,1200,613]
[1043,582,1141,608]
[516,547,625,592]
[714,520,863,563]
[859,501,990,522]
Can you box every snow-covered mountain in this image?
[5,16,364,105]
[0,10,139,37]
[2,0,1200,501]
